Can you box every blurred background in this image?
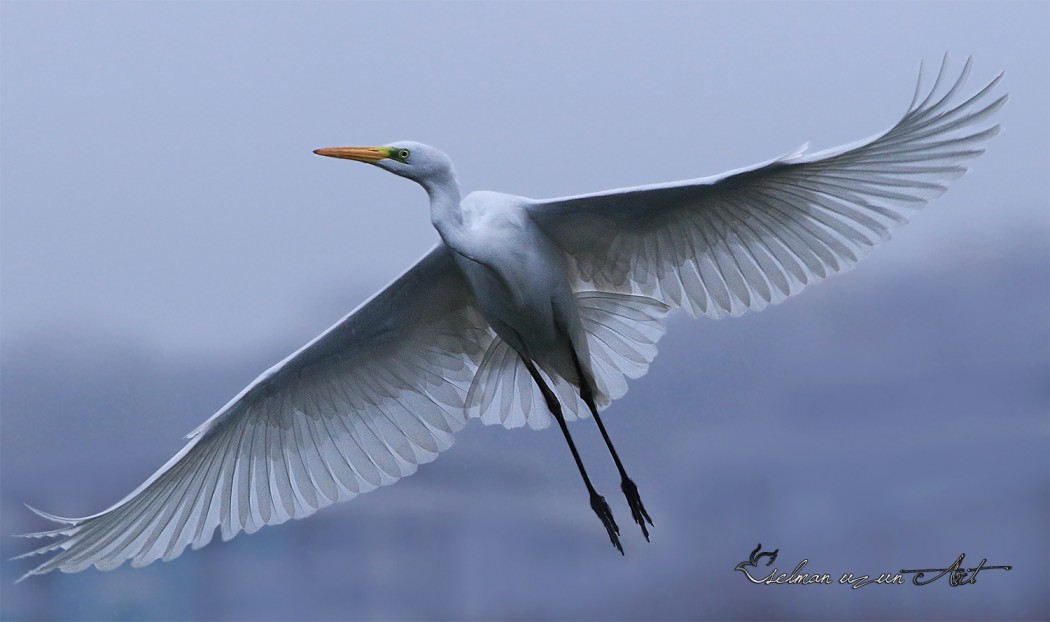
[2,2,1047,620]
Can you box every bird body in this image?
[449,189,590,390]
[16,57,1006,579]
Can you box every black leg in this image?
[570,350,654,541]
[520,358,622,554]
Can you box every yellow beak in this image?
[312,146,392,163]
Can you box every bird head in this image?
[313,140,455,188]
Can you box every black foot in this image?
[590,492,623,554]
[621,477,653,541]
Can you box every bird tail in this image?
[465,291,669,430]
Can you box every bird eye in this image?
[397,149,411,161]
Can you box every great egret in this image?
[17,57,1004,579]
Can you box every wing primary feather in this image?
[268,448,298,524]
[191,423,236,547]
[691,220,735,315]
[253,417,274,527]
[726,195,810,288]
[745,190,831,278]
[906,58,927,113]
[912,54,968,122]
[334,407,383,489]
[300,414,343,504]
[161,437,223,560]
[220,414,251,541]
[287,409,322,511]
[316,411,364,496]
[707,206,775,304]
[718,202,793,299]
[912,53,953,117]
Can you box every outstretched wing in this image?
[527,57,1006,318]
[17,244,494,579]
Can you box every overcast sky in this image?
[2,1,1046,360]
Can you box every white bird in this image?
[17,57,1004,579]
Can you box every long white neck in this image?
[424,169,467,249]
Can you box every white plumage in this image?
[17,56,1004,579]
